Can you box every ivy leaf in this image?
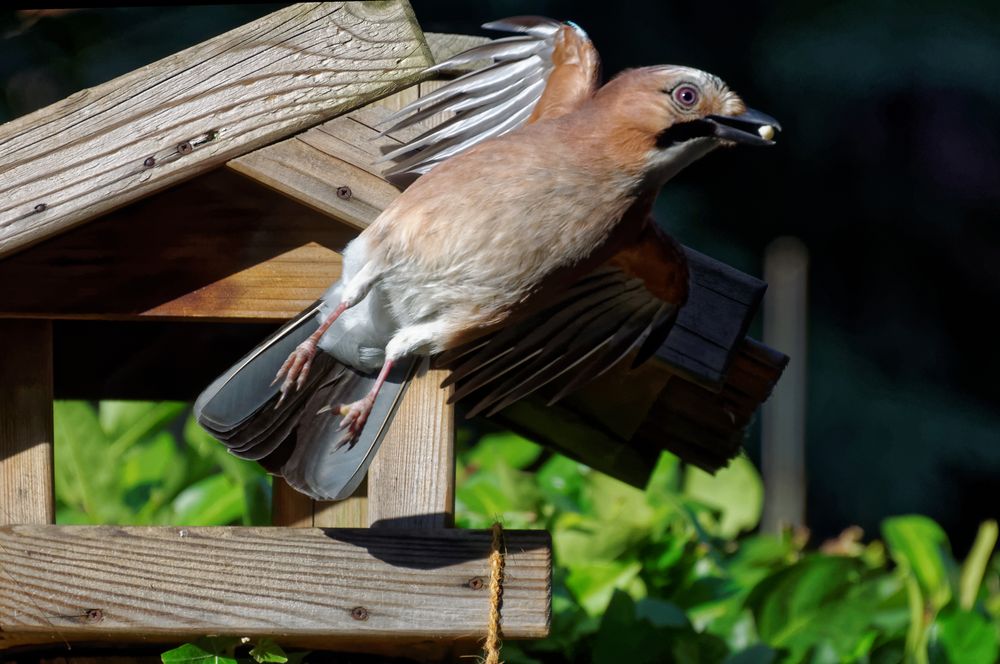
[882,515,955,611]
[249,638,288,663]
[932,607,999,664]
[161,637,239,663]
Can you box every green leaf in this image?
[565,559,644,616]
[161,637,239,663]
[121,432,178,491]
[723,644,779,664]
[54,401,116,523]
[101,400,186,457]
[170,475,244,526]
[683,456,763,538]
[746,555,881,661]
[249,638,288,663]
[932,607,999,664]
[465,431,542,470]
[536,454,587,511]
[959,520,998,610]
[882,515,955,611]
[634,597,688,628]
[591,591,672,664]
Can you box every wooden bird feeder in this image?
[0,3,787,660]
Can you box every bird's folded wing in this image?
[378,15,599,177]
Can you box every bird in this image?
[195,16,780,501]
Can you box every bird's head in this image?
[596,65,780,182]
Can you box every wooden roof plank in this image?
[0,1,433,259]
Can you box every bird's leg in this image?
[272,301,348,407]
[272,263,380,407]
[334,359,395,442]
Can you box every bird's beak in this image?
[704,108,781,146]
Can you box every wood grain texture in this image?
[0,1,432,259]
[0,525,550,650]
[368,365,454,528]
[227,84,427,230]
[0,320,54,525]
[271,479,315,528]
[424,32,492,73]
[313,479,368,528]
[0,169,351,321]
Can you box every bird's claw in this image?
[272,339,317,408]
[331,396,375,444]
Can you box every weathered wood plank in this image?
[0,526,550,650]
[313,479,368,528]
[368,365,454,528]
[271,479,315,528]
[0,169,350,322]
[0,1,433,259]
[0,320,54,525]
[424,32,492,71]
[227,84,426,229]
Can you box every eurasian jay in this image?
[195,16,780,500]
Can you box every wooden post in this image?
[368,365,454,528]
[761,237,809,532]
[0,319,54,525]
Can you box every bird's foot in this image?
[272,338,317,408]
[333,394,376,446]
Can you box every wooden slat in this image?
[660,249,767,389]
[227,84,428,229]
[0,1,432,259]
[0,169,351,321]
[0,526,550,650]
[0,320,54,525]
[368,366,454,528]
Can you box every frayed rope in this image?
[483,522,505,664]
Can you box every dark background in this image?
[2,2,997,551]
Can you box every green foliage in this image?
[53,403,1000,663]
[160,636,307,664]
[54,400,271,526]
[453,431,1000,664]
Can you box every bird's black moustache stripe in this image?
[655,119,713,148]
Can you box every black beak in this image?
[704,107,781,146]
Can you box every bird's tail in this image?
[194,302,416,500]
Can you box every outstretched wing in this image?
[435,222,689,418]
[378,16,600,177]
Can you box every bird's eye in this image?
[673,85,700,108]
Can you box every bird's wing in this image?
[434,222,688,418]
[378,16,600,177]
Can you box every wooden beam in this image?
[0,1,433,259]
[0,320,54,526]
[0,169,351,322]
[0,526,550,651]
